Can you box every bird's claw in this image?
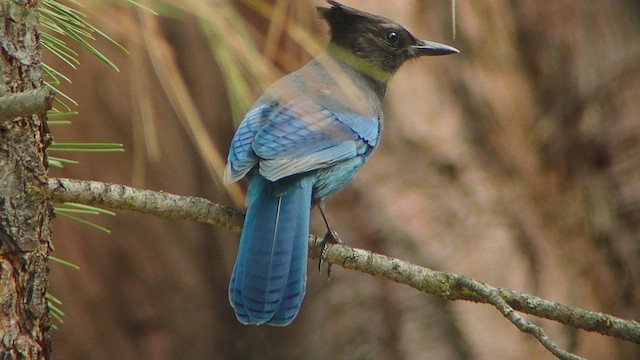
[318,229,342,279]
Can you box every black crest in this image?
[316,1,395,44]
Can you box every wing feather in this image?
[225,101,379,184]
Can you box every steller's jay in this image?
[224,0,458,326]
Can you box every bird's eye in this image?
[386,31,399,45]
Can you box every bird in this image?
[224,0,458,326]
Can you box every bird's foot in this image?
[318,229,343,280]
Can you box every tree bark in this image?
[0,0,52,358]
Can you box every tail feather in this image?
[269,202,309,325]
[229,174,312,326]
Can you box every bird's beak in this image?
[412,39,459,56]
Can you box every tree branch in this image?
[307,233,640,341]
[47,177,640,356]
[461,276,584,360]
[0,88,55,122]
[47,177,244,232]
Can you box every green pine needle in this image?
[47,148,125,153]
[47,109,78,118]
[55,208,101,215]
[46,142,124,166]
[41,41,79,69]
[50,311,64,325]
[47,156,80,165]
[50,142,124,148]
[48,142,125,153]
[46,293,63,305]
[44,82,78,107]
[48,302,66,318]
[48,256,81,270]
[43,63,72,84]
[40,0,127,72]
[48,159,64,168]
[55,212,112,234]
[127,0,159,15]
[46,292,65,326]
[60,203,116,216]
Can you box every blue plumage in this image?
[226,97,379,326]
[229,174,312,325]
[224,0,457,326]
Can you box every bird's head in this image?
[317,0,458,77]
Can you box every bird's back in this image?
[264,52,384,121]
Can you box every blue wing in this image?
[225,100,379,184]
[225,103,277,184]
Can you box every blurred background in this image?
[46,0,640,359]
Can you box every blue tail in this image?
[229,174,312,326]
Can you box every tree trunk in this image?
[0,0,52,358]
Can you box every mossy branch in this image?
[0,88,55,122]
[47,177,640,359]
[47,177,244,232]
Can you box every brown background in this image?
[47,0,640,359]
